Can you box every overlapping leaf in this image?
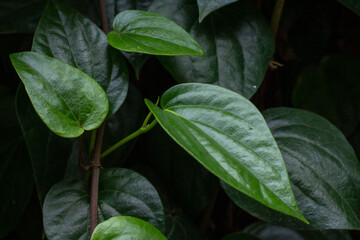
[32,0,128,117]
[108,10,204,56]
[91,216,168,240]
[149,0,274,99]
[43,168,165,240]
[223,108,360,230]
[197,0,238,22]
[145,83,306,222]
[11,52,109,138]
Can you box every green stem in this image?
[270,0,286,36]
[100,119,158,159]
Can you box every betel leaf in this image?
[107,10,204,56]
[0,96,33,238]
[197,0,238,22]
[105,0,153,79]
[222,108,360,230]
[32,0,128,117]
[337,0,360,16]
[145,83,306,223]
[10,52,109,138]
[91,216,168,240]
[149,0,274,99]
[222,233,260,240]
[43,168,165,240]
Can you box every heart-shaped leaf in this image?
[91,216,168,240]
[107,10,204,56]
[222,108,360,230]
[149,0,274,99]
[145,83,306,223]
[0,96,33,238]
[337,0,360,16]
[32,0,128,117]
[197,0,238,22]
[10,52,109,138]
[105,0,154,79]
[43,168,165,240]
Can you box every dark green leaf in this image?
[16,85,73,203]
[105,0,153,79]
[223,108,360,230]
[43,168,165,240]
[149,0,274,99]
[108,10,204,56]
[145,83,306,223]
[337,0,360,16]
[32,0,128,117]
[165,211,201,240]
[197,0,238,22]
[0,0,99,34]
[243,223,352,240]
[91,216,168,240]
[10,52,109,138]
[0,96,33,238]
[147,125,215,215]
[222,233,260,240]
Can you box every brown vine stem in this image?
[89,0,109,235]
[270,0,285,35]
[89,122,105,234]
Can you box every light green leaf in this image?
[197,0,238,22]
[10,52,109,138]
[223,108,360,230]
[43,168,165,240]
[91,216,168,240]
[145,83,307,223]
[107,10,204,56]
[32,0,128,117]
[149,0,274,99]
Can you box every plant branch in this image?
[99,0,109,34]
[101,119,158,159]
[90,122,105,235]
[270,0,286,36]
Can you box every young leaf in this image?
[145,83,307,223]
[105,0,154,79]
[197,0,238,22]
[91,216,168,240]
[107,10,204,56]
[223,108,360,230]
[149,0,274,99]
[32,0,128,117]
[10,52,109,138]
[43,168,165,240]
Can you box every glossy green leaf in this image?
[105,0,153,78]
[0,96,33,238]
[16,85,73,204]
[32,0,128,117]
[149,0,274,99]
[222,233,260,240]
[43,168,165,240]
[197,0,238,22]
[147,125,215,215]
[91,216,168,240]
[0,0,99,34]
[292,55,360,156]
[337,0,360,16]
[223,108,360,230]
[108,10,204,56]
[243,223,352,240]
[145,83,306,223]
[10,52,109,138]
